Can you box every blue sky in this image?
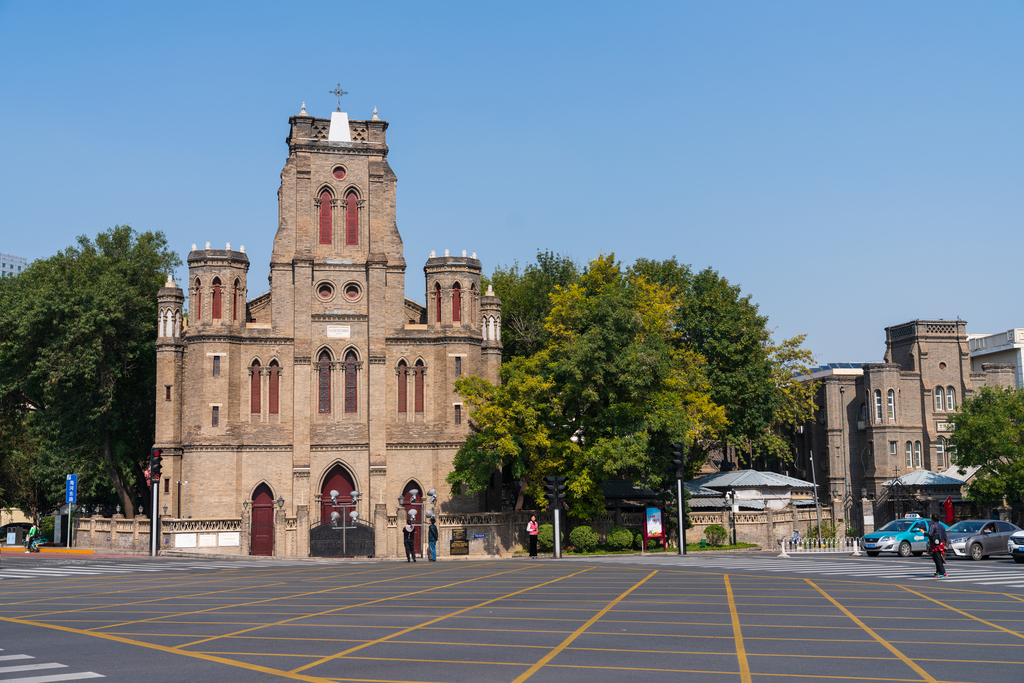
[1,2,1021,362]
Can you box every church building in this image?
[154,105,502,556]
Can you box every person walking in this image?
[527,515,539,558]
[428,518,438,561]
[929,513,948,578]
[25,521,38,553]
[403,522,417,563]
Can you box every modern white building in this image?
[0,253,27,278]
[969,329,1024,389]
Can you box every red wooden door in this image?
[251,485,274,556]
[320,466,356,524]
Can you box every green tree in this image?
[488,250,580,361]
[0,226,180,518]
[949,386,1024,509]
[448,255,725,518]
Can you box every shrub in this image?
[807,522,837,539]
[537,524,562,552]
[569,526,599,553]
[40,517,54,541]
[608,526,634,550]
[633,530,644,549]
[705,524,728,546]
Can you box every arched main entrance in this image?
[251,483,275,556]
[320,465,356,524]
[400,480,424,557]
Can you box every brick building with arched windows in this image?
[154,107,502,556]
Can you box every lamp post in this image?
[809,450,823,543]
[329,489,360,555]
[728,489,737,546]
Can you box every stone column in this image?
[374,503,388,559]
[862,496,875,533]
[296,505,309,557]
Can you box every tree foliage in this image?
[0,226,180,518]
[950,386,1024,508]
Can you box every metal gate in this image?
[309,518,375,557]
[873,480,922,529]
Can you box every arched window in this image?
[936,437,945,468]
[946,387,956,411]
[318,351,332,413]
[212,277,222,319]
[319,190,333,245]
[414,360,424,413]
[195,278,202,320]
[435,282,442,323]
[874,390,883,422]
[887,389,895,420]
[857,402,866,421]
[452,283,461,323]
[397,360,408,413]
[174,311,181,337]
[935,386,944,411]
[250,360,261,414]
[345,191,358,245]
[905,441,913,468]
[470,283,476,324]
[914,441,922,468]
[268,361,280,415]
[233,279,240,321]
[344,350,358,413]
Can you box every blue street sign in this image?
[65,474,78,504]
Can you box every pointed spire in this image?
[486,285,495,296]
[372,106,379,121]
[300,101,307,115]
[166,273,176,288]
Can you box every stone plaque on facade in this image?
[327,326,351,338]
[451,528,468,541]
[450,539,469,555]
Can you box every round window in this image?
[317,284,334,300]
[939,362,947,370]
[345,284,360,300]
[333,167,346,180]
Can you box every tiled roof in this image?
[690,469,816,491]
[883,470,966,487]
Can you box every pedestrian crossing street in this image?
[577,554,1024,590]
[0,649,103,682]
[0,559,306,581]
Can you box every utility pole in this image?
[670,443,686,555]
[149,449,163,556]
[809,449,823,543]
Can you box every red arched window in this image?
[345,191,358,246]
[435,283,442,323]
[397,361,407,413]
[212,277,222,319]
[414,360,424,413]
[319,190,333,245]
[268,361,280,415]
[250,360,261,414]
[318,351,331,413]
[195,279,202,320]
[233,279,240,321]
[344,350,358,413]
[452,283,461,323]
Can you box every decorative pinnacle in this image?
[372,106,379,121]
[300,101,307,115]
[329,83,348,112]
[486,285,495,296]
[165,273,176,288]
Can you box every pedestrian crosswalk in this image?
[0,559,306,581]
[0,649,103,682]
[573,554,1024,590]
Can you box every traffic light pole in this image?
[553,507,561,559]
[150,480,159,556]
[677,477,686,555]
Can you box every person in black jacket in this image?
[403,523,417,562]
[929,513,948,578]
[428,518,439,561]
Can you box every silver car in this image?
[947,520,1021,561]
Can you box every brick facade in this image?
[154,109,502,556]
[795,320,1015,502]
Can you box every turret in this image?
[186,243,250,329]
[424,250,482,332]
[155,273,185,515]
[479,284,502,383]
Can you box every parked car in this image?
[1007,531,1024,564]
[946,519,1022,560]
[862,514,948,557]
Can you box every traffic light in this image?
[670,442,684,478]
[543,475,567,506]
[150,448,163,478]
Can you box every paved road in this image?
[1,553,1022,682]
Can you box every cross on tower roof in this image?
[329,83,348,112]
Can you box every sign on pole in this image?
[65,474,77,504]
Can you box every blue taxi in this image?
[862,514,948,557]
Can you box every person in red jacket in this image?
[929,513,948,578]
[527,516,539,558]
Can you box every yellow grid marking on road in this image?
[723,574,753,683]
[900,585,1024,640]
[290,566,598,674]
[507,569,657,683]
[806,579,938,683]
[177,564,542,648]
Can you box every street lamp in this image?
[276,496,285,510]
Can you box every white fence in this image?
[780,536,862,554]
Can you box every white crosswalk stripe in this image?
[568,554,1024,589]
[0,650,103,682]
[0,559,308,580]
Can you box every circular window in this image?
[939,362,947,370]
[332,167,347,180]
[317,283,334,300]
[345,284,361,300]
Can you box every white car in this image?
[1007,532,1024,564]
